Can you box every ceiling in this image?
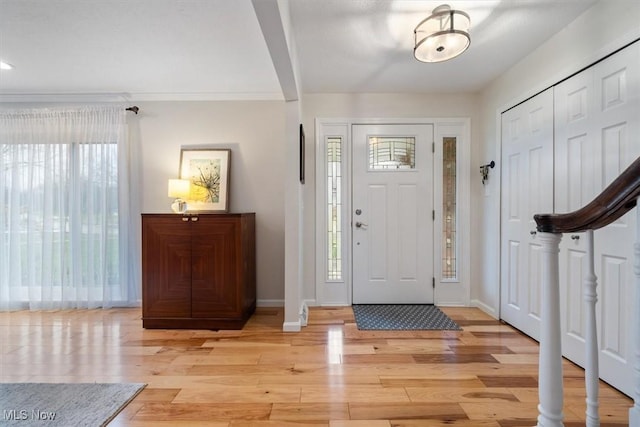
[0,0,599,100]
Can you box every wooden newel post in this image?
[537,231,564,427]
[630,204,640,427]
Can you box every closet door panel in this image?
[565,248,586,341]
[592,43,639,395]
[500,88,554,340]
[555,67,594,365]
[554,40,639,396]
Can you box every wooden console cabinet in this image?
[141,213,256,329]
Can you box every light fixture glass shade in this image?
[168,179,190,213]
[414,4,470,63]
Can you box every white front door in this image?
[352,124,434,304]
[500,88,555,340]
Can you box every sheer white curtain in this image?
[0,105,140,310]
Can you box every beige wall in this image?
[137,100,286,304]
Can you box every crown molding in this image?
[0,91,285,103]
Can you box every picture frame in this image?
[179,148,231,212]
[299,123,305,184]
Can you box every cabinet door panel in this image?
[191,218,239,317]
[142,217,191,318]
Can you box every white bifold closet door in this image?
[500,41,639,396]
[500,88,554,341]
[554,41,640,397]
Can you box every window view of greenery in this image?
[1,142,120,296]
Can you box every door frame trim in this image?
[314,118,471,307]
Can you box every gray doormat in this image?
[0,382,146,426]
[353,304,462,330]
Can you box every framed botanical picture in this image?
[179,148,231,212]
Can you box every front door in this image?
[352,124,434,304]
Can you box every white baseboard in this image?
[470,299,499,319]
[282,321,301,332]
[257,299,284,307]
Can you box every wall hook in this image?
[480,160,495,185]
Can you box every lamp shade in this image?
[414,4,470,63]
[168,179,190,198]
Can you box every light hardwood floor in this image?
[0,306,632,426]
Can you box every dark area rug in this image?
[0,383,146,426]
[353,304,462,330]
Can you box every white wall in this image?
[301,92,481,305]
[475,0,640,316]
[137,100,286,304]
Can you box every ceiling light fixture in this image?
[414,4,470,63]
[0,61,14,70]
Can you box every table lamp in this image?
[168,179,190,213]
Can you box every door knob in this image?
[355,222,368,228]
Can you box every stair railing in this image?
[533,155,640,427]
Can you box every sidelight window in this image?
[442,136,457,280]
[327,136,342,281]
